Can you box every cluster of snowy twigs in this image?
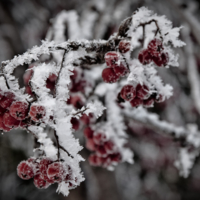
[1,7,199,196]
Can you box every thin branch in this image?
[54,130,60,160]
[182,26,200,115]
[123,107,200,147]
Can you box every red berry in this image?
[70,80,87,93]
[148,38,163,57]
[93,133,107,145]
[39,158,53,177]
[104,140,114,153]
[80,113,91,125]
[0,90,4,100]
[0,115,11,132]
[0,92,15,109]
[120,85,136,101]
[104,51,120,67]
[47,162,65,182]
[86,139,96,151]
[138,49,152,65]
[29,105,46,122]
[102,68,120,83]
[23,69,33,85]
[110,153,121,163]
[119,40,131,53]
[69,95,84,109]
[155,94,164,103]
[9,101,29,120]
[46,79,56,90]
[48,74,57,82]
[3,112,20,128]
[84,127,94,139]
[153,52,169,67]
[34,174,51,189]
[136,84,150,99]
[143,96,155,107]
[25,86,33,95]
[89,154,102,166]
[96,145,107,156]
[71,117,80,130]
[17,161,34,180]
[0,106,7,115]
[130,97,143,107]
[113,64,129,77]
[39,159,55,184]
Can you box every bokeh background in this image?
[1,0,200,200]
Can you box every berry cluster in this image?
[0,89,46,132]
[119,84,164,108]
[17,157,77,189]
[102,40,131,83]
[67,69,95,131]
[84,127,121,168]
[138,38,169,67]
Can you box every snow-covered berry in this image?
[9,101,29,120]
[120,85,136,101]
[17,161,34,180]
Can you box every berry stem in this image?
[54,130,60,160]
[54,49,67,98]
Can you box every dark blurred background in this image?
[1,0,200,200]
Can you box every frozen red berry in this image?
[39,159,54,184]
[71,117,79,130]
[0,91,15,109]
[143,96,155,107]
[39,158,53,177]
[0,106,7,115]
[104,140,114,153]
[47,162,65,182]
[48,73,57,82]
[3,112,20,128]
[96,145,107,156]
[104,51,120,67]
[84,127,94,139]
[23,69,33,85]
[119,40,131,53]
[29,105,46,122]
[102,68,120,83]
[138,49,152,65]
[93,133,107,145]
[120,85,136,101]
[34,174,51,189]
[69,95,84,109]
[153,52,169,67]
[113,64,129,77]
[148,38,163,57]
[17,161,34,180]
[70,80,87,93]
[0,90,4,100]
[25,86,33,95]
[86,139,96,151]
[89,154,102,166]
[110,153,121,162]
[130,97,143,107]
[80,113,91,125]
[9,101,29,120]
[0,115,11,132]
[136,84,150,100]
